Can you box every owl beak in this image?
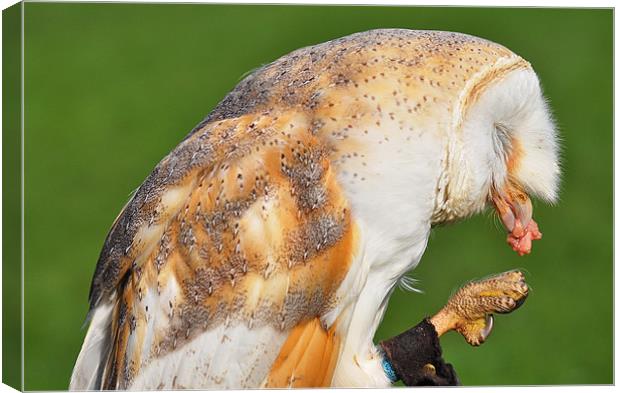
[492,186,531,236]
[492,183,542,255]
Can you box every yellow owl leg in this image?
[429,270,529,346]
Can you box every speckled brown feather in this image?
[86,29,528,389]
[97,112,359,388]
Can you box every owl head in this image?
[445,58,560,252]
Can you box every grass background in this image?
[21,3,612,389]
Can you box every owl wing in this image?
[70,110,360,390]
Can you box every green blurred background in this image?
[21,3,612,389]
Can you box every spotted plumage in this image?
[71,29,560,390]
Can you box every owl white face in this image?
[456,65,560,255]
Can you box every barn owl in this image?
[70,29,560,390]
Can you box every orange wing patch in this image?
[264,317,341,388]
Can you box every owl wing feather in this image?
[71,110,359,389]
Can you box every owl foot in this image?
[429,270,529,346]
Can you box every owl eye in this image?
[492,122,513,161]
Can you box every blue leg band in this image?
[381,355,399,383]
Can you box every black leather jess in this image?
[380,318,460,386]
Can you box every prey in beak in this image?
[492,183,542,256]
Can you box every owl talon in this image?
[480,314,494,341]
[429,270,529,346]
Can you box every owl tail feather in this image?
[69,303,114,390]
